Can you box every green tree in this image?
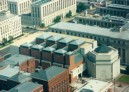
[40,23,45,28]
[66,10,72,18]
[2,38,7,46]
[53,16,61,23]
[9,36,13,42]
[77,3,86,13]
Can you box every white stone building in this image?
[8,0,32,15]
[87,45,120,80]
[0,0,8,12]
[0,11,22,44]
[30,0,76,26]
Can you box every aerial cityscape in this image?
[0,0,129,92]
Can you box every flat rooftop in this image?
[0,65,19,78]
[76,80,112,92]
[32,0,51,5]
[3,54,34,65]
[50,22,129,40]
[0,11,16,22]
[8,0,30,2]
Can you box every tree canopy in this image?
[53,16,61,23]
[66,10,72,18]
[77,3,86,13]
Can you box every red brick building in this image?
[20,42,33,56]
[19,33,96,83]
[32,66,70,92]
[3,54,36,73]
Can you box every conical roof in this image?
[95,44,112,53]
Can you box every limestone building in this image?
[97,0,129,17]
[87,45,120,80]
[0,11,22,44]
[76,14,127,28]
[30,0,76,26]
[8,0,32,15]
[49,22,129,65]
[0,0,8,12]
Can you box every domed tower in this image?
[87,44,120,80]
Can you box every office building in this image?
[0,0,8,12]
[76,14,127,28]
[97,0,129,17]
[87,45,120,80]
[112,0,129,5]
[8,0,32,15]
[0,11,22,44]
[30,0,76,26]
[49,22,129,65]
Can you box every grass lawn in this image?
[117,75,129,84]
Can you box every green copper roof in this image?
[43,47,55,52]
[9,82,42,92]
[9,74,31,83]
[58,36,74,44]
[70,39,85,46]
[66,51,73,56]
[54,49,67,54]
[36,33,52,40]
[31,66,67,81]
[95,44,112,53]
[47,35,63,41]
[32,45,44,50]
[20,42,33,48]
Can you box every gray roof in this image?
[31,66,67,81]
[54,49,67,54]
[36,33,52,40]
[0,75,9,81]
[0,12,16,22]
[20,42,33,48]
[107,4,129,10]
[58,36,74,44]
[9,82,42,92]
[95,44,112,53]
[32,0,51,5]
[70,39,85,46]
[3,54,33,66]
[50,22,129,40]
[32,45,44,50]
[9,74,31,83]
[47,35,63,42]
[43,47,55,52]
[74,53,83,64]
[0,62,7,68]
